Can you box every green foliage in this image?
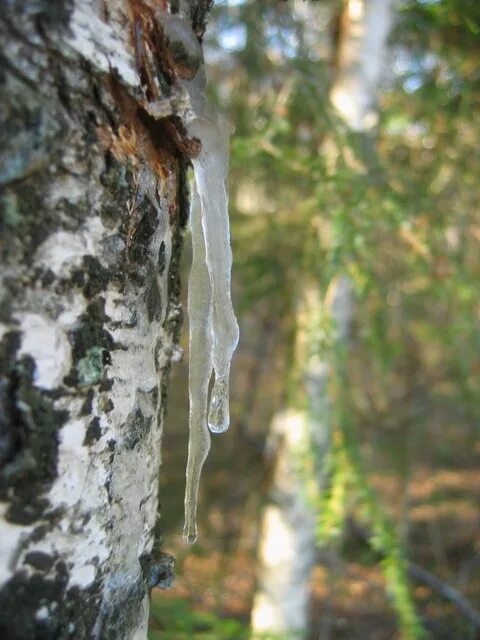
[311,340,425,639]
[205,0,480,636]
[251,633,304,640]
[149,598,248,640]
[217,0,480,424]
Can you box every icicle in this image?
[183,185,212,544]
[180,25,239,542]
[188,112,239,434]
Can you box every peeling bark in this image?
[0,1,211,637]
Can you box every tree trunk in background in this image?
[251,278,352,638]
[0,1,211,638]
[330,0,395,132]
[251,1,394,637]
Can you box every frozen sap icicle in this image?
[182,62,239,543]
[183,185,213,544]
[189,114,239,435]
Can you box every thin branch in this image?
[349,518,480,630]
[408,562,480,630]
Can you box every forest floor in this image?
[151,460,480,639]
[150,338,480,640]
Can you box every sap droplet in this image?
[183,521,197,545]
[208,376,230,434]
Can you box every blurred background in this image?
[149,1,480,638]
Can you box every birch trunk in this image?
[251,278,353,638]
[251,1,394,637]
[0,1,211,637]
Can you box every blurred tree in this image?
[155,0,480,636]
[249,2,420,638]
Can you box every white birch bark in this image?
[0,1,212,637]
[330,0,395,131]
[251,1,394,637]
[251,279,352,638]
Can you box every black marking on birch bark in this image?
[64,303,115,388]
[124,195,159,275]
[0,564,103,640]
[80,388,95,416]
[83,417,102,446]
[0,341,67,524]
[158,240,166,274]
[127,377,158,430]
[80,256,111,299]
[24,551,56,572]
[0,332,21,468]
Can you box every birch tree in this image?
[251,1,395,637]
[0,1,212,637]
